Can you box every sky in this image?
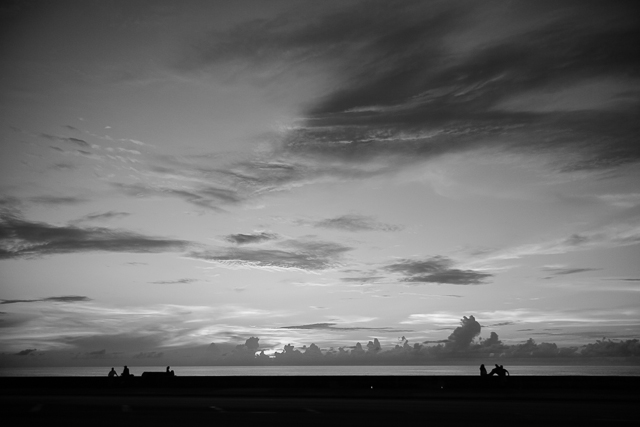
[1,0,639,366]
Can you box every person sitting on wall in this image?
[480,364,488,377]
[108,367,118,377]
[121,365,131,377]
[497,365,509,377]
[488,364,499,376]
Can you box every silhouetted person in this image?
[488,364,500,376]
[497,365,509,377]
[108,367,118,377]
[480,364,487,377]
[122,365,130,377]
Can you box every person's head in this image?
[481,364,484,367]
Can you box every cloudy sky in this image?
[1,0,639,364]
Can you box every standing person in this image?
[480,364,488,377]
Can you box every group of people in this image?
[108,366,132,378]
[480,364,509,377]
[108,366,175,377]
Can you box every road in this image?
[2,394,637,426]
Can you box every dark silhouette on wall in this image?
[479,364,487,377]
[108,367,118,377]
[121,365,132,377]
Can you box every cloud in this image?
[113,182,242,211]
[542,266,602,279]
[0,213,190,259]
[133,351,163,359]
[185,1,640,184]
[39,133,90,148]
[341,276,384,284]
[384,256,492,285]
[188,238,352,272]
[445,315,481,351]
[149,279,197,284]
[280,323,412,333]
[29,196,87,205]
[469,221,640,265]
[1,296,92,305]
[310,214,402,232]
[15,349,37,356]
[72,211,130,223]
[224,232,278,245]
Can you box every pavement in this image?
[2,392,638,427]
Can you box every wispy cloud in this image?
[39,133,90,148]
[182,0,640,190]
[473,222,640,264]
[188,238,352,272]
[0,213,190,259]
[542,265,601,279]
[29,196,87,205]
[385,256,492,285]
[224,232,279,245]
[1,296,92,305]
[149,279,197,285]
[280,323,412,333]
[72,211,130,224]
[309,214,402,232]
[112,182,241,211]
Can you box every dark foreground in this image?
[2,376,638,426]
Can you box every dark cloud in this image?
[29,196,87,205]
[445,315,481,352]
[486,322,515,327]
[581,339,640,357]
[311,214,402,232]
[542,266,601,279]
[341,276,384,284]
[189,1,640,175]
[280,323,412,333]
[0,212,189,259]
[188,238,351,271]
[384,256,492,285]
[39,133,90,148]
[133,351,163,359]
[149,278,197,284]
[113,182,241,211]
[1,295,91,304]
[224,232,278,245]
[62,125,79,131]
[73,211,130,223]
[15,349,37,356]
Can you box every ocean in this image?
[1,365,640,377]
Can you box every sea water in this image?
[1,365,640,377]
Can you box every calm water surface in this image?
[2,365,640,377]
